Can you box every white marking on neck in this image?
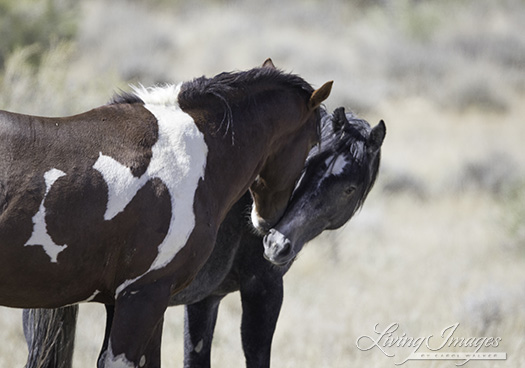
[107,84,208,297]
[24,169,68,263]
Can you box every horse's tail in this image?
[23,305,79,368]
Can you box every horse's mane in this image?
[300,107,381,213]
[178,67,314,106]
[109,68,314,107]
[313,107,371,160]
[108,91,144,105]
[109,67,318,144]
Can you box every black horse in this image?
[23,107,385,368]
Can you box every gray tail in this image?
[23,305,79,368]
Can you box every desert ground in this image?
[1,0,524,367]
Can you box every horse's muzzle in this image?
[263,229,295,266]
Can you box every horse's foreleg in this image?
[103,281,171,368]
[98,304,163,368]
[239,274,284,368]
[183,295,222,368]
[141,315,163,368]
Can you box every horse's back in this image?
[0,105,158,174]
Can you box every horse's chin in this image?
[263,251,296,267]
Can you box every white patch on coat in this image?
[132,84,180,107]
[93,154,148,220]
[194,339,204,353]
[139,355,146,367]
[105,342,135,368]
[109,84,208,297]
[25,168,67,262]
[83,289,100,303]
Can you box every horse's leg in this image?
[183,295,223,368]
[103,281,171,368]
[98,304,163,368]
[141,315,164,368]
[23,305,79,368]
[239,273,284,368]
[97,304,115,368]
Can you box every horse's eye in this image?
[344,186,356,196]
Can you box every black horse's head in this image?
[263,107,386,266]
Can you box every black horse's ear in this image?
[332,107,348,132]
[367,120,386,153]
[262,58,276,69]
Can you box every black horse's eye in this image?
[344,186,356,196]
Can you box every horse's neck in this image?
[196,96,299,226]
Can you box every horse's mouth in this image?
[263,252,295,267]
[263,229,297,266]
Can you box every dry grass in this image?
[1,0,525,366]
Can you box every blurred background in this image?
[0,0,524,366]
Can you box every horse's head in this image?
[249,63,332,233]
[263,107,386,265]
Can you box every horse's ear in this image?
[262,58,276,69]
[308,81,333,110]
[332,107,348,132]
[367,120,386,153]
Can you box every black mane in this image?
[178,67,314,107]
[313,107,371,160]
[179,67,318,144]
[109,68,314,107]
[108,67,318,144]
[297,107,381,213]
[108,90,144,105]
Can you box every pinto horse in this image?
[0,60,332,367]
[23,107,385,368]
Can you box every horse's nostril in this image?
[263,233,273,249]
[279,240,292,257]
